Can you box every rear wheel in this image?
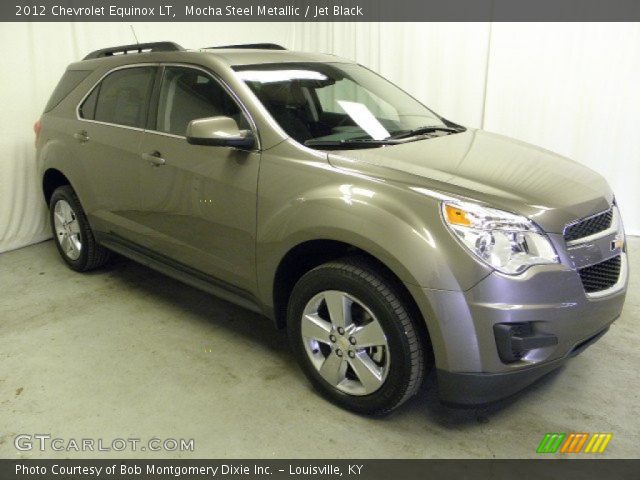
[50,185,110,271]
[287,258,426,415]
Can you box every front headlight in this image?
[442,201,559,275]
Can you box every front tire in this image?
[49,185,110,272]
[287,258,426,415]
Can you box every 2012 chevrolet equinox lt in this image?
[35,42,628,414]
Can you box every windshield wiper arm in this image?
[387,125,464,140]
[304,138,394,150]
[304,126,466,149]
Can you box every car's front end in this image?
[431,200,627,404]
[322,128,629,405]
[225,52,628,406]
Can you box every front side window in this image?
[156,67,248,136]
[234,62,457,148]
[80,67,155,128]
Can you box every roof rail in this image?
[83,41,184,60]
[208,43,287,51]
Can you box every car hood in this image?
[327,129,613,233]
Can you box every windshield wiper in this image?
[387,125,464,140]
[304,126,466,149]
[304,138,395,150]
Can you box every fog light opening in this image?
[494,323,558,363]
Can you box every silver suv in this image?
[36,42,628,414]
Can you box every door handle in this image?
[141,151,166,167]
[73,130,89,143]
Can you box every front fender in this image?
[256,141,491,306]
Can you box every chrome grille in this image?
[578,255,621,293]
[564,208,613,242]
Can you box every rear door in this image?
[135,65,260,293]
[75,65,157,242]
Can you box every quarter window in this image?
[79,85,99,120]
[156,67,248,136]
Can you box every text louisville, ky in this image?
[16,463,364,477]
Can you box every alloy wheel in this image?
[301,290,390,396]
[53,199,82,261]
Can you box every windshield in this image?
[233,62,452,148]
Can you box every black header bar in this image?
[8,0,640,22]
[2,459,639,480]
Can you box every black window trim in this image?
[76,63,159,132]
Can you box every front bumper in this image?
[437,325,611,406]
[417,243,628,406]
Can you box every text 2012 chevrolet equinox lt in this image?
[35,42,628,414]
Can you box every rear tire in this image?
[49,185,110,272]
[287,257,426,415]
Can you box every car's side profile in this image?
[36,42,628,414]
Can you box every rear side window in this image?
[44,70,92,113]
[156,66,248,136]
[80,67,155,128]
[79,86,99,119]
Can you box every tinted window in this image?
[92,67,155,128]
[156,67,248,136]
[45,70,92,113]
[79,86,99,120]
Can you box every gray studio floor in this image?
[1,238,638,459]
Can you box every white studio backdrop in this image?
[1,22,638,254]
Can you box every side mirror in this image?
[186,116,256,150]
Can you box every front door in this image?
[135,66,260,294]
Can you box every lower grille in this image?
[564,208,613,242]
[578,255,621,293]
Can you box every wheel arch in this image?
[270,237,434,364]
[43,168,71,206]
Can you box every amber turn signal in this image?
[444,204,472,227]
